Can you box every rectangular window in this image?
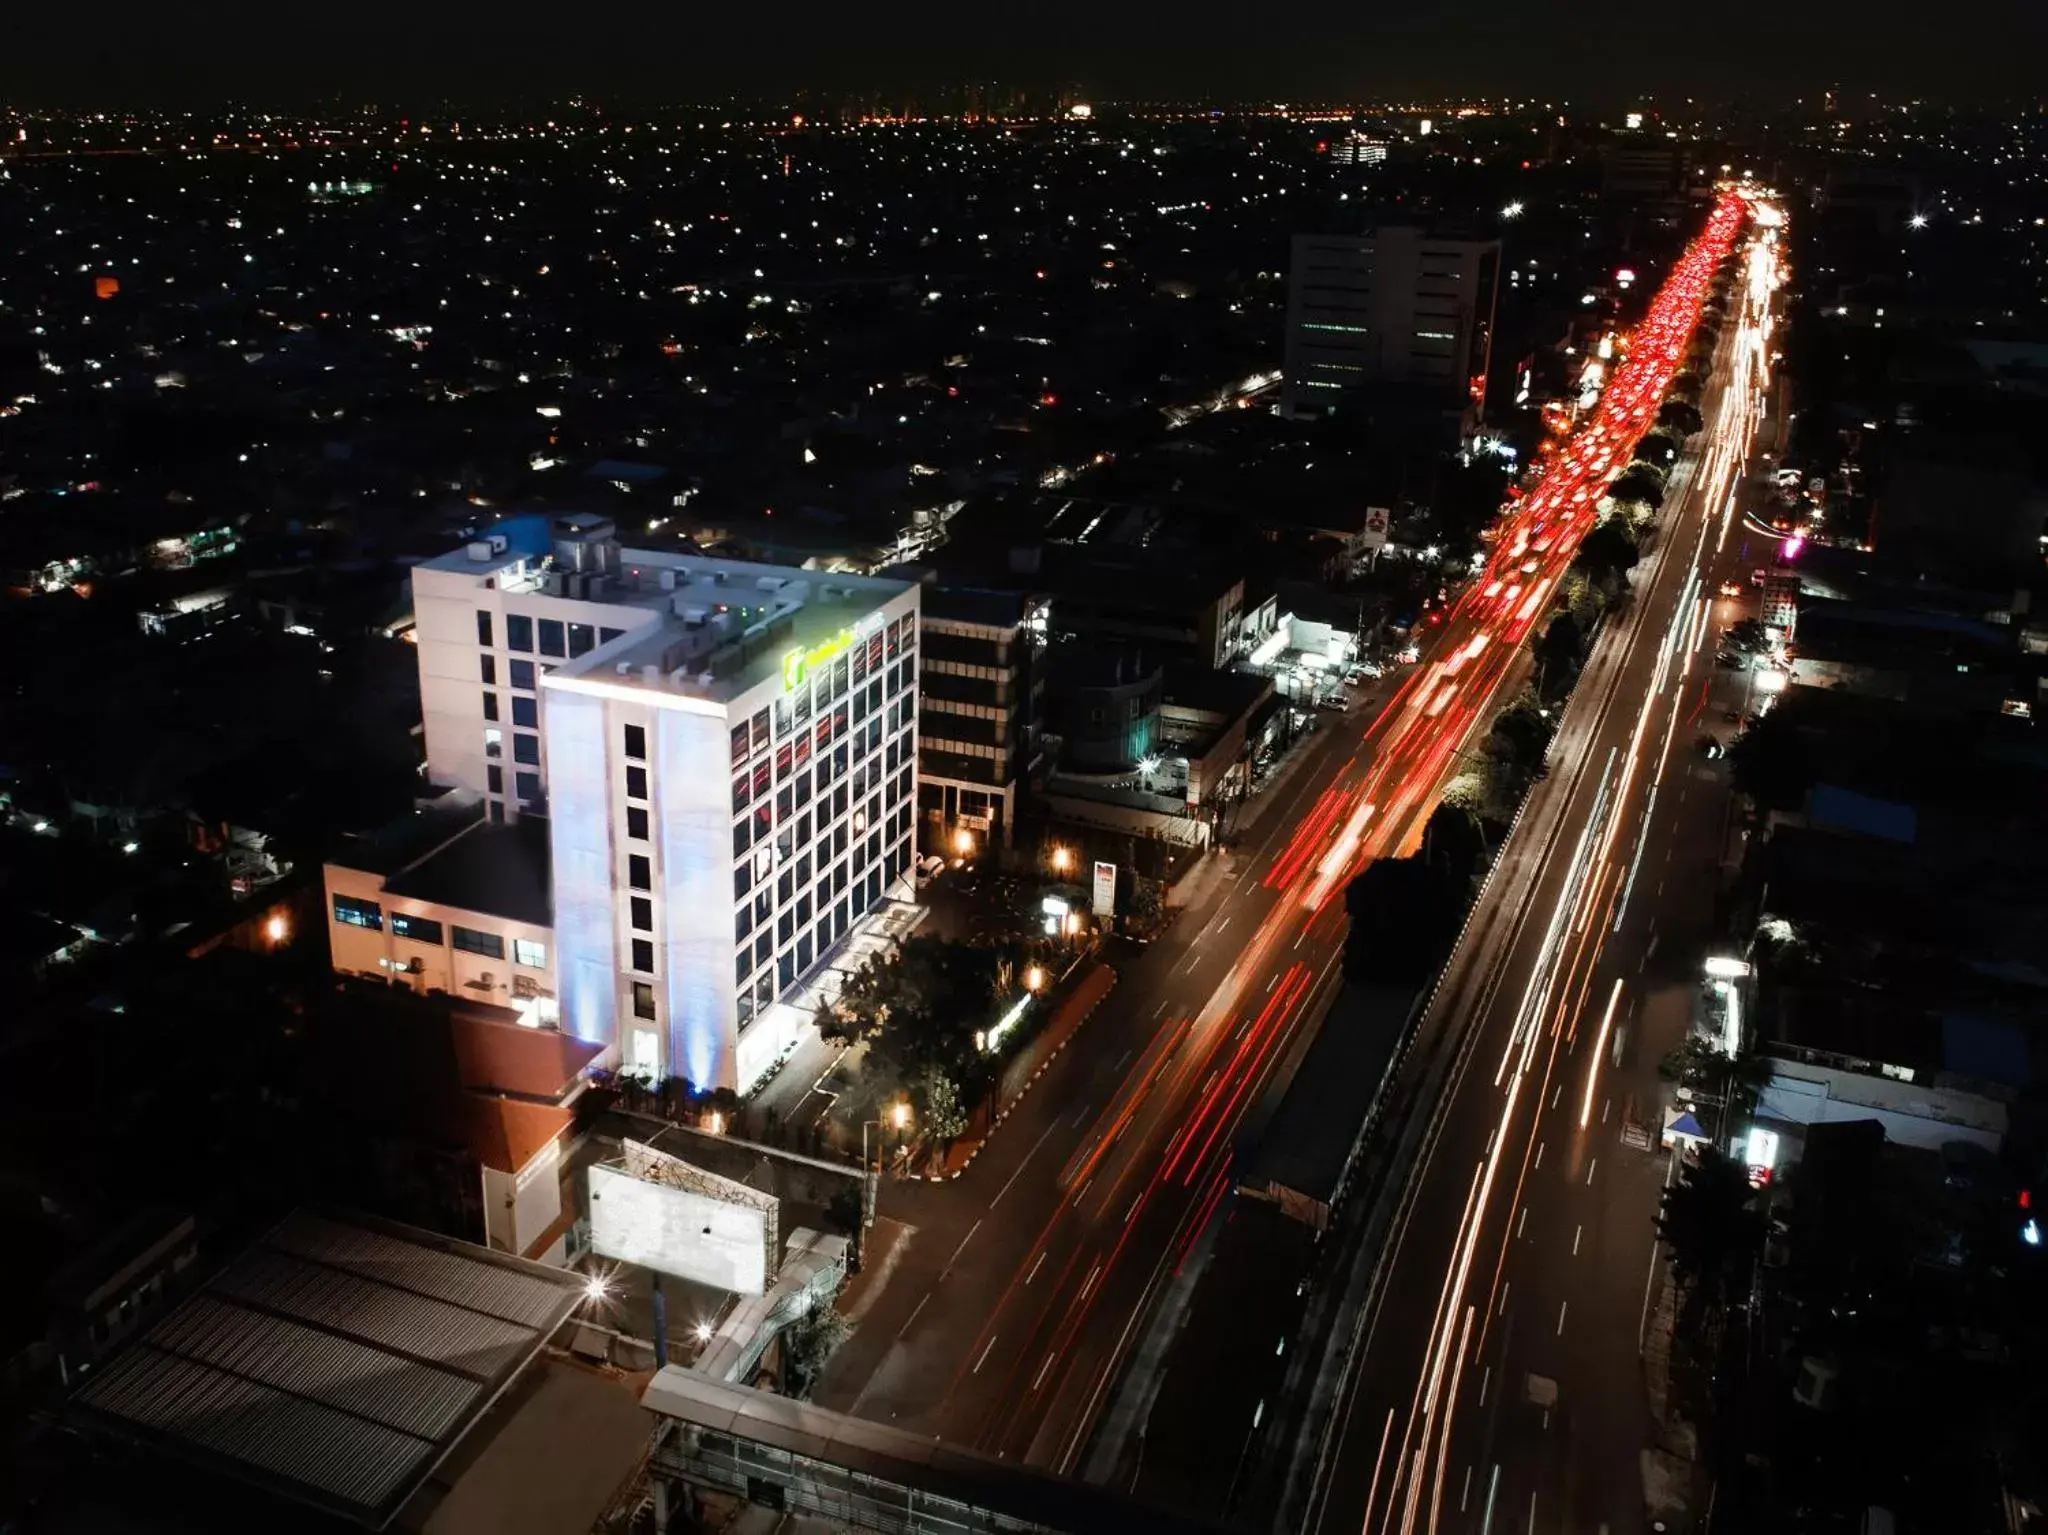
[731,723,750,765]
[755,932,774,969]
[510,658,535,691]
[480,652,497,685]
[482,691,500,723]
[631,896,653,932]
[487,764,504,794]
[516,771,543,805]
[381,913,434,961]
[568,622,595,658]
[631,937,655,974]
[506,614,534,653]
[489,800,505,824]
[476,610,494,647]
[512,695,539,728]
[628,854,651,891]
[626,765,648,801]
[484,727,502,759]
[624,723,647,760]
[514,937,547,969]
[733,818,750,858]
[734,861,752,901]
[537,618,566,658]
[513,732,540,765]
[632,981,657,1020]
[600,626,626,646]
[736,904,753,942]
[752,708,771,754]
[452,925,505,959]
[627,805,650,841]
[332,894,383,930]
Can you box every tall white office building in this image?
[1281,228,1501,427]
[331,514,921,1092]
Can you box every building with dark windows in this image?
[1281,227,1500,433]
[913,586,1047,857]
[326,520,921,1094]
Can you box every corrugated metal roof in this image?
[70,1210,586,1529]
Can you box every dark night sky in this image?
[2,1,2042,104]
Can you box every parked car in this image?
[915,854,946,888]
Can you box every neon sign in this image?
[782,628,854,690]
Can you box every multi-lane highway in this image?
[813,188,1765,1501]
[1302,201,1784,1535]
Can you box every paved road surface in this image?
[811,190,1763,1497]
[1304,205,1783,1535]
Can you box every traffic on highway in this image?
[819,188,1771,1522]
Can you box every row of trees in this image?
[818,933,1030,1145]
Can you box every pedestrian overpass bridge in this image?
[642,1367,1227,1535]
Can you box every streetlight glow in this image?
[1501,200,1524,219]
[891,1101,910,1131]
[953,826,974,856]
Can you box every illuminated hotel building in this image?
[335,514,921,1092]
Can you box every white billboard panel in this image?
[1361,506,1391,552]
[1092,860,1117,919]
[588,1163,770,1295]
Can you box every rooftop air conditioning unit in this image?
[488,534,508,555]
[616,662,633,676]
[466,541,495,562]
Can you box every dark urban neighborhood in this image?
[2,37,2047,1535]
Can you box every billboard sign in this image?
[1092,860,1117,918]
[1361,506,1391,552]
[588,1141,778,1295]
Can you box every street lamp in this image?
[1025,963,1046,992]
[953,826,975,857]
[863,1101,913,1177]
[1050,845,1073,874]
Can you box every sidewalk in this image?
[745,889,928,1132]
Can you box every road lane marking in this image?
[1480,1466,1500,1535]
[1517,1206,1528,1239]
[1602,1097,1612,1123]
[973,1335,999,1374]
[1026,1251,1046,1285]
[1558,1300,1569,1335]
[991,1125,1058,1210]
[1533,1141,1544,1169]
[1478,1363,1490,1405]
[1637,1240,1660,1351]
[1032,1353,1056,1392]
[1152,1000,1169,1020]
[1551,1084,1562,1110]
[896,1292,929,1339]
[1461,1464,1473,1512]
[1498,1282,1511,1317]
[1573,1224,1583,1256]
[1587,1158,1599,1185]
[941,1219,982,1277]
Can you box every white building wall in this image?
[1757,1064,2006,1155]
[413,560,661,821]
